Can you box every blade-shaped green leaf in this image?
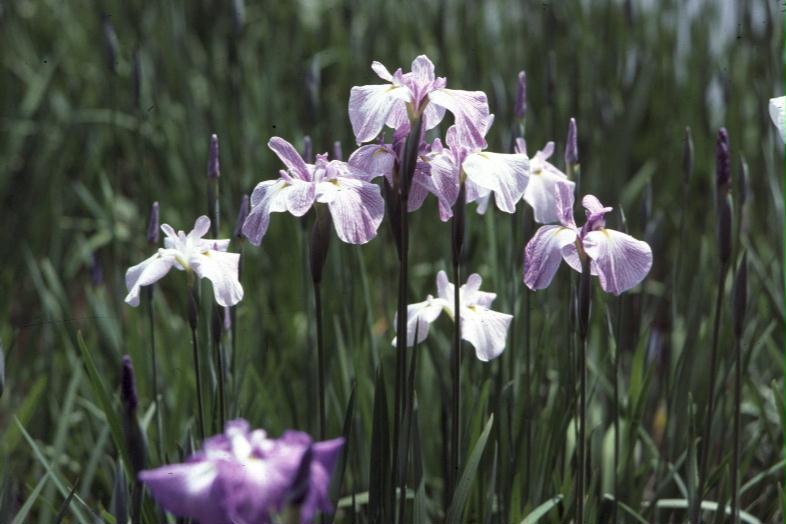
[446,414,494,524]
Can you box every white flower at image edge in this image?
[125,215,244,308]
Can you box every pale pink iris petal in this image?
[436,270,452,302]
[347,144,396,180]
[561,243,599,276]
[371,61,394,82]
[523,225,579,290]
[769,96,785,142]
[423,150,460,221]
[462,151,529,214]
[243,179,297,246]
[411,55,435,82]
[427,88,491,148]
[554,180,577,228]
[460,273,496,308]
[465,181,492,215]
[189,215,211,240]
[349,84,411,143]
[392,296,447,347]
[582,194,613,217]
[139,461,227,524]
[284,179,317,216]
[581,229,653,295]
[124,254,176,306]
[268,137,312,181]
[524,164,575,224]
[460,306,512,362]
[317,177,384,244]
[190,250,244,307]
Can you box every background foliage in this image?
[0,0,783,522]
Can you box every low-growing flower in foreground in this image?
[524,181,652,295]
[125,215,243,307]
[769,96,785,142]
[394,270,512,361]
[349,54,491,146]
[242,137,384,245]
[139,419,344,524]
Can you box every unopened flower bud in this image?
[147,201,160,245]
[234,194,250,240]
[333,140,343,161]
[120,355,147,476]
[565,118,579,167]
[303,136,313,164]
[715,127,730,197]
[733,253,747,340]
[208,134,220,180]
[514,70,527,120]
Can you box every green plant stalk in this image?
[189,283,206,441]
[576,254,591,524]
[315,280,326,440]
[613,296,621,524]
[451,250,461,503]
[693,263,728,524]
[730,335,742,524]
[146,286,165,462]
[208,177,227,430]
[215,327,227,429]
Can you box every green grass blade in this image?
[446,414,494,524]
[519,494,562,524]
[10,473,50,524]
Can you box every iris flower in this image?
[242,137,384,246]
[349,55,491,147]
[523,181,652,295]
[769,96,785,142]
[124,215,243,308]
[139,419,344,524]
[394,270,512,361]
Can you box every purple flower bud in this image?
[514,70,527,120]
[565,118,579,166]
[146,201,160,245]
[303,135,313,164]
[208,134,220,179]
[715,127,730,195]
[234,194,249,239]
[333,140,343,161]
[121,355,138,412]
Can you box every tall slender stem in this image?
[315,281,326,440]
[215,327,226,428]
[731,336,741,524]
[613,297,621,524]
[576,254,592,524]
[146,287,164,461]
[188,284,206,441]
[451,256,461,498]
[694,263,728,523]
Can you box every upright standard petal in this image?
[582,229,653,295]
[460,306,512,362]
[318,176,384,244]
[460,273,496,308]
[393,297,447,347]
[268,137,312,180]
[435,270,453,304]
[190,250,244,307]
[769,96,785,142]
[349,84,411,143]
[523,225,578,290]
[139,461,228,524]
[124,253,175,306]
[427,88,491,148]
[462,151,529,214]
[524,148,575,224]
[189,215,212,241]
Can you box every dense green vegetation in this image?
[0,0,783,522]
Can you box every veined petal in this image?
[769,96,785,142]
[424,150,460,221]
[411,55,435,83]
[460,306,512,362]
[428,88,491,148]
[139,461,228,524]
[465,181,491,215]
[554,180,577,228]
[463,152,529,214]
[523,225,578,290]
[524,165,575,224]
[268,137,311,181]
[347,144,396,180]
[243,179,302,246]
[582,229,653,295]
[371,61,394,82]
[284,179,317,216]
[460,273,496,308]
[191,250,244,307]
[124,253,176,306]
[349,84,411,143]
[320,177,384,244]
[392,296,447,347]
[188,215,211,241]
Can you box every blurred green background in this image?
[0,0,783,522]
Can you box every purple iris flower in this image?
[512,138,577,224]
[348,55,491,147]
[394,270,513,361]
[139,419,344,524]
[242,137,385,246]
[523,181,653,295]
